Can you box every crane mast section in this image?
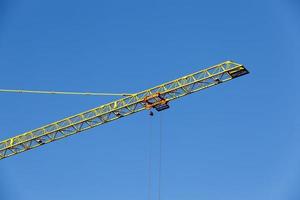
[0,61,248,160]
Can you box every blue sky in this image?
[0,0,299,199]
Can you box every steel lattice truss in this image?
[0,61,249,160]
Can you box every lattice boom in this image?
[0,61,249,160]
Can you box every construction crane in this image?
[0,61,249,160]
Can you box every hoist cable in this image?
[158,113,163,200]
[147,115,153,200]
[0,89,133,97]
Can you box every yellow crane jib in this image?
[0,61,249,160]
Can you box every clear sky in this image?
[0,0,299,200]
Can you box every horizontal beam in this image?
[0,61,249,160]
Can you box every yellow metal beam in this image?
[0,61,249,160]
